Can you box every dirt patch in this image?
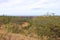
[0,31,39,40]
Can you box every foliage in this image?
[0,16,60,40]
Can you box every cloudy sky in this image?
[0,0,60,16]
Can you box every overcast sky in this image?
[0,0,60,16]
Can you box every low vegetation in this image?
[0,16,60,40]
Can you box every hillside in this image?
[0,16,60,40]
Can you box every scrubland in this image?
[0,16,60,40]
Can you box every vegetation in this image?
[0,16,60,40]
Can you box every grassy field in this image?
[0,16,60,40]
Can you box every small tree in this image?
[52,13,55,16]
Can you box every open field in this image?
[0,16,60,40]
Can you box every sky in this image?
[0,0,60,16]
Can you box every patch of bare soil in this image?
[0,30,39,40]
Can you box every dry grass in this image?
[0,31,39,40]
